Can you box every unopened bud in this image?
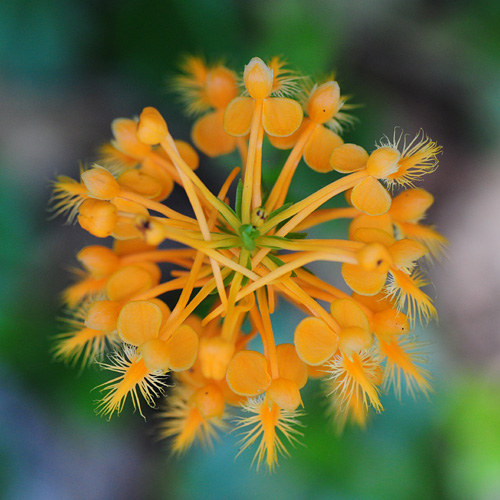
[244,57,273,99]
[137,107,168,145]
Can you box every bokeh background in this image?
[2,0,500,499]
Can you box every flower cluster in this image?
[52,56,445,471]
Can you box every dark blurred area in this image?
[1,1,500,499]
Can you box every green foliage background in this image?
[1,1,500,499]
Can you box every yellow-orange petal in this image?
[338,326,373,357]
[267,117,310,150]
[106,265,153,302]
[330,143,368,173]
[139,157,174,202]
[118,170,163,199]
[117,300,162,345]
[348,214,394,241]
[173,140,199,170]
[267,378,302,412]
[112,216,141,241]
[276,343,308,389]
[303,125,343,173]
[85,300,122,332]
[149,298,170,329]
[76,245,120,277]
[294,317,338,366]
[351,177,391,215]
[111,118,151,159]
[223,96,254,137]
[192,110,237,157]
[366,146,400,179]
[140,338,170,373]
[110,197,149,216]
[137,107,168,145]
[352,291,395,313]
[341,262,387,296]
[330,298,369,331]
[134,261,161,286]
[167,324,199,372]
[389,239,428,271]
[352,227,395,247]
[112,237,157,256]
[262,97,303,137]
[226,350,271,396]
[81,167,121,200]
[389,188,434,223]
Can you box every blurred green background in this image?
[1,0,500,499]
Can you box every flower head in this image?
[51,54,445,468]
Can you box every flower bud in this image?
[205,67,238,109]
[192,384,225,418]
[307,81,340,124]
[244,57,273,99]
[137,107,168,145]
[85,300,122,332]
